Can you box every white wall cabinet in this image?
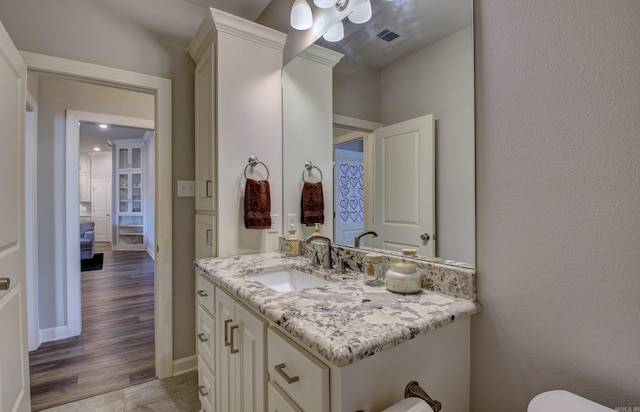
[195,213,216,260]
[216,286,266,412]
[194,43,215,213]
[189,9,286,257]
[79,154,91,204]
[115,141,145,250]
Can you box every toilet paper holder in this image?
[405,381,442,412]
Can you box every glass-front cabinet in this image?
[115,141,145,249]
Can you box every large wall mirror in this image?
[282,0,475,266]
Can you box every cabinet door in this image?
[118,173,131,213]
[216,288,238,412]
[194,44,215,212]
[79,171,91,202]
[236,303,266,412]
[195,213,216,259]
[130,172,142,213]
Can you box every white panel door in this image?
[236,303,266,412]
[373,114,435,256]
[0,18,30,412]
[334,148,365,246]
[92,179,112,243]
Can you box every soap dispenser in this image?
[283,223,300,257]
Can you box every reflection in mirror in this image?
[283,0,475,265]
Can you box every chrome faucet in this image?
[354,231,378,248]
[304,235,333,269]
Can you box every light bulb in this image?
[290,0,313,30]
[314,0,337,8]
[322,21,344,42]
[348,0,372,24]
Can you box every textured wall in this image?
[0,0,204,360]
[473,0,640,410]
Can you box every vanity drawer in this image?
[268,381,303,412]
[197,272,214,314]
[198,357,215,412]
[197,305,215,372]
[267,327,329,412]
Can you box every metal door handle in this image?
[197,333,208,343]
[274,363,299,384]
[420,233,430,242]
[0,278,9,291]
[229,325,239,354]
[224,319,233,347]
[197,290,208,297]
[205,229,212,246]
[198,385,209,397]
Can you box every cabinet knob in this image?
[197,333,208,343]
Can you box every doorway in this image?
[21,52,173,384]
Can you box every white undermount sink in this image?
[248,268,329,292]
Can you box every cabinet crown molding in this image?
[188,8,287,63]
[299,44,344,68]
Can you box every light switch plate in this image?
[177,180,195,197]
[269,214,279,233]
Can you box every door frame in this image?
[332,115,381,236]
[22,52,174,379]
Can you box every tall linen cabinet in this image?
[188,8,286,412]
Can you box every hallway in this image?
[29,245,155,411]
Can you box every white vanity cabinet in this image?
[216,287,267,412]
[196,273,216,412]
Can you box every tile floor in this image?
[39,370,200,412]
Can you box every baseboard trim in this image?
[146,245,155,260]
[39,325,69,344]
[172,355,197,376]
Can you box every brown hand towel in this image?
[301,181,324,226]
[244,179,272,229]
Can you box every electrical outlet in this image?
[269,214,279,233]
[287,213,298,231]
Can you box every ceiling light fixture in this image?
[93,147,101,151]
[290,0,381,39]
[99,124,108,129]
[322,21,344,42]
[347,0,371,24]
[290,0,313,30]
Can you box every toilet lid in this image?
[528,390,615,412]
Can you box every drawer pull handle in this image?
[230,325,239,354]
[274,363,299,384]
[206,180,212,197]
[224,319,233,347]
[198,385,209,397]
[197,290,208,297]
[197,333,208,343]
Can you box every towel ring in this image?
[302,161,323,182]
[244,155,270,180]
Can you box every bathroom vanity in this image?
[194,252,480,412]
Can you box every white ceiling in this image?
[79,122,151,155]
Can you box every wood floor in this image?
[29,245,156,411]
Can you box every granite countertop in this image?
[194,252,481,367]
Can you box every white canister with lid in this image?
[385,262,422,294]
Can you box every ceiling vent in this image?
[375,27,409,46]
